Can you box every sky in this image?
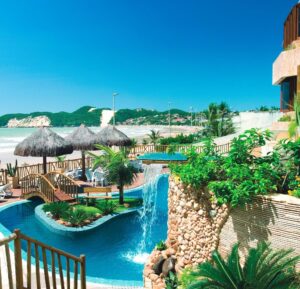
[0,0,297,114]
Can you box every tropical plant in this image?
[186,242,300,289]
[156,240,167,251]
[88,145,138,204]
[171,129,280,207]
[43,202,70,219]
[288,95,300,138]
[147,129,161,146]
[165,272,179,289]
[62,208,89,227]
[55,155,66,162]
[6,160,18,177]
[201,102,235,137]
[142,138,148,145]
[96,200,118,215]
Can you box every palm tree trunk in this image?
[81,150,87,181]
[119,185,124,205]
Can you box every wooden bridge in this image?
[20,172,82,203]
[0,229,86,289]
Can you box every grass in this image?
[75,197,143,214]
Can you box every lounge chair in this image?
[0,184,13,198]
[85,169,93,182]
[92,170,107,187]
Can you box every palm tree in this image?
[88,145,138,204]
[187,242,300,289]
[147,129,161,145]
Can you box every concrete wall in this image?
[273,44,300,85]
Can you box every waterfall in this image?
[125,163,163,264]
[138,164,163,253]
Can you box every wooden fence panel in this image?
[0,230,86,289]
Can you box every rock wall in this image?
[144,176,230,289]
[218,194,300,268]
[144,177,300,289]
[8,116,51,127]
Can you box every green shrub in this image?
[96,200,118,215]
[43,202,70,219]
[185,242,300,289]
[156,241,167,251]
[279,115,292,122]
[179,268,195,289]
[171,129,280,207]
[165,272,178,289]
[62,208,89,227]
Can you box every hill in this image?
[0,106,107,127]
[0,107,191,127]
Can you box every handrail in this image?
[129,143,231,155]
[0,143,231,186]
[45,171,81,200]
[0,229,86,289]
[20,173,57,203]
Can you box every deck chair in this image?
[0,184,13,198]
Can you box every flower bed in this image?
[42,198,142,228]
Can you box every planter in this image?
[7,176,19,189]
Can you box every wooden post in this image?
[43,156,47,175]
[80,255,86,289]
[14,229,24,289]
[81,151,87,182]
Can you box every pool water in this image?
[137,152,187,161]
[0,175,169,285]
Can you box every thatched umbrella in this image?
[14,127,73,174]
[65,124,101,181]
[95,125,132,147]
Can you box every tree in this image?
[88,145,138,204]
[186,242,300,289]
[147,129,161,145]
[202,102,235,137]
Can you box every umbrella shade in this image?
[65,124,99,151]
[14,127,73,174]
[95,125,132,147]
[65,124,100,181]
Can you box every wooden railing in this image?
[20,174,57,203]
[0,143,231,186]
[0,169,8,186]
[45,172,81,200]
[129,143,231,155]
[0,229,86,289]
[16,158,93,182]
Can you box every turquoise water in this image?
[138,152,187,161]
[0,175,169,285]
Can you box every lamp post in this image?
[112,92,119,127]
[190,106,193,126]
[168,102,172,136]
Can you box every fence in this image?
[0,229,86,289]
[0,143,231,186]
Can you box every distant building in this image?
[273,3,300,111]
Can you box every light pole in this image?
[168,102,172,136]
[190,106,193,126]
[112,92,119,127]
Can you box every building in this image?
[273,3,300,111]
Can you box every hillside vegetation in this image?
[0,106,107,127]
[0,107,192,127]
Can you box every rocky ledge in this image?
[8,116,51,128]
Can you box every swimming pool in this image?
[0,174,169,286]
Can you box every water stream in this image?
[125,164,163,264]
